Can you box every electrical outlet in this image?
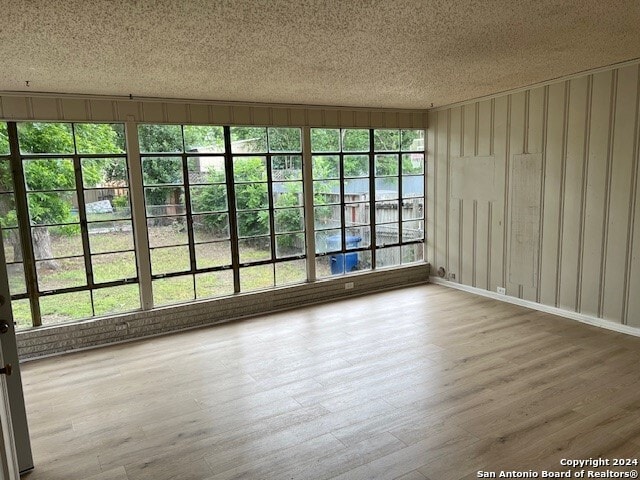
[449,273,456,281]
[345,282,354,290]
[497,287,506,295]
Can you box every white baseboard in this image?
[428,276,640,338]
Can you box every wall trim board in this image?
[429,58,640,113]
[16,263,430,360]
[0,91,427,128]
[428,276,640,338]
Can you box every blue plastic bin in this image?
[327,235,362,274]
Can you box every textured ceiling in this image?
[1,0,639,109]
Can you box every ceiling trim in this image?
[429,57,640,112]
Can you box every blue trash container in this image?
[327,235,362,274]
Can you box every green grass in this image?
[7,224,312,329]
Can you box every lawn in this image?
[7,224,331,329]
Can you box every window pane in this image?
[401,130,424,151]
[272,155,302,180]
[32,226,83,259]
[40,291,92,325]
[345,202,369,227]
[193,214,229,242]
[314,205,341,229]
[273,182,303,207]
[24,159,75,190]
[313,180,340,204]
[2,228,21,263]
[144,187,185,216]
[268,128,301,153]
[153,276,194,306]
[375,154,399,176]
[374,129,400,152]
[187,156,225,183]
[191,185,228,213]
[376,246,401,268]
[347,226,370,249]
[0,194,17,227]
[37,256,87,291]
[0,123,8,154]
[375,178,399,200]
[235,183,268,211]
[343,129,370,152]
[233,157,267,182]
[312,155,339,179]
[195,241,232,269]
[402,244,424,264]
[344,178,369,199]
[142,157,183,185]
[12,299,31,330]
[230,127,267,153]
[403,176,424,197]
[275,259,306,286]
[92,284,141,316]
[18,123,74,154]
[238,237,271,263]
[376,223,400,246]
[82,158,129,187]
[88,220,134,253]
[311,129,340,153]
[315,229,341,253]
[184,126,224,153]
[240,264,274,291]
[150,246,190,275]
[375,201,399,223]
[85,190,131,221]
[195,270,234,299]
[402,221,424,241]
[92,252,137,283]
[138,125,183,153]
[343,155,369,177]
[147,217,188,247]
[0,160,12,191]
[75,124,125,154]
[315,256,334,278]
[6,263,26,295]
[27,191,78,225]
[237,211,270,237]
[274,208,304,233]
[402,153,424,175]
[403,198,424,220]
[276,233,305,258]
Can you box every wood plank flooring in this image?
[19,284,640,480]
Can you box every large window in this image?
[8,122,140,326]
[139,125,306,306]
[1,122,423,327]
[230,127,306,291]
[311,128,424,277]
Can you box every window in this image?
[13,122,140,325]
[374,129,425,268]
[139,125,305,305]
[311,128,424,276]
[230,127,306,291]
[311,128,373,277]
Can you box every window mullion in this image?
[125,122,153,310]
[368,129,377,269]
[223,127,241,293]
[7,122,42,327]
[302,127,316,282]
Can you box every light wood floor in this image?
[19,284,640,480]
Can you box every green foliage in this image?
[0,123,9,154]
[111,195,129,209]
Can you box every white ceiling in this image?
[1,0,639,109]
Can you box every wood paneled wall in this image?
[0,93,426,128]
[427,62,640,327]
